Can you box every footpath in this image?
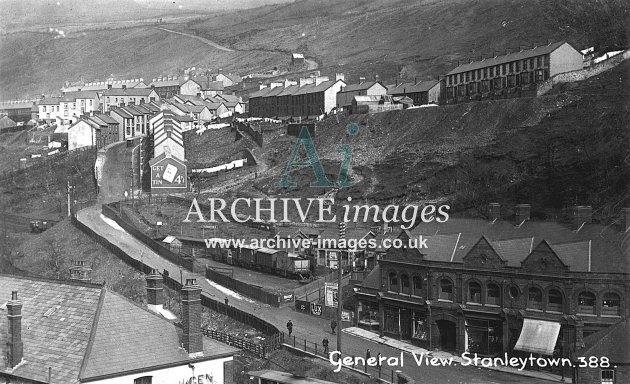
[77,205,562,384]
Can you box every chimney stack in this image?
[488,203,501,221]
[69,260,92,282]
[7,291,24,368]
[181,278,203,357]
[571,206,592,230]
[515,204,531,224]
[146,269,164,314]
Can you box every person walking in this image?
[365,349,371,372]
[330,319,337,334]
[224,297,229,306]
[377,352,382,377]
[322,337,329,354]
[287,320,293,337]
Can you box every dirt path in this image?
[156,27,234,52]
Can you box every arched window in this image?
[577,292,596,314]
[412,276,422,296]
[527,287,543,310]
[547,289,563,312]
[388,272,398,292]
[487,283,501,306]
[439,279,453,301]
[468,282,482,303]
[602,293,621,316]
[134,377,152,384]
[400,274,410,295]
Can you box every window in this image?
[439,279,453,301]
[389,272,398,292]
[529,58,534,68]
[536,56,543,67]
[42,106,46,112]
[489,67,494,77]
[527,287,543,310]
[134,377,152,384]
[400,274,410,294]
[468,282,481,303]
[487,283,501,305]
[602,293,620,316]
[516,61,521,72]
[509,62,514,73]
[548,289,563,312]
[483,68,488,78]
[601,369,614,384]
[578,292,596,314]
[521,72,531,85]
[412,276,422,295]
[507,75,516,88]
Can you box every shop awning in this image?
[514,319,561,355]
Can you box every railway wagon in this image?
[255,247,284,272]
[234,244,257,268]
[276,251,310,276]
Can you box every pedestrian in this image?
[365,349,371,372]
[322,337,329,354]
[287,320,293,337]
[377,352,382,376]
[224,297,229,306]
[330,319,337,334]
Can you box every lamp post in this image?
[337,221,346,355]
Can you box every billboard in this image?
[325,282,338,307]
[149,154,188,194]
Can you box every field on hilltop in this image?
[1,0,628,99]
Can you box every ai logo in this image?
[275,123,359,188]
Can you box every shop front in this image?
[381,302,427,345]
[465,318,504,356]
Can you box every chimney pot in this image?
[7,291,24,368]
[146,269,164,313]
[488,203,501,221]
[181,279,203,356]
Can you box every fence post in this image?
[293,335,296,348]
[304,339,306,351]
[315,343,317,356]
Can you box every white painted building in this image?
[38,91,100,123]
[68,120,98,150]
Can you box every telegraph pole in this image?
[337,221,346,354]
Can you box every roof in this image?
[188,79,225,91]
[0,275,238,383]
[110,108,133,119]
[92,114,118,124]
[249,87,274,99]
[150,79,182,87]
[80,81,146,91]
[103,88,156,97]
[339,81,385,93]
[406,216,627,272]
[387,79,440,94]
[0,116,17,128]
[354,95,384,103]
[446,41,568,75]
[0,101,37,110]
[64,90,100,100]
[216,73,242,83]
[248,370,338,384]
[215,94,242,103]
[575,319,630,362]
[294,80,345,96]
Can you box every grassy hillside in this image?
[2,0,627,99]
[192,59,629,224]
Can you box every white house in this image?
[150,110,186,160]
[38,91,100,123]
[68,119,98,150]
[180,78,224,98]
[0,274,238,384]
[101,87,159,112]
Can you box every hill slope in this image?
[198,59,629,222]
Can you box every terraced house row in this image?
[355,204,629,378]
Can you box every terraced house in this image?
[355,204,629,378]
[444,41,583,103]
[37,91,100,124]
[101,87,159,113]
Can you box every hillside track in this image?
[155,27,234,52]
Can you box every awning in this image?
[514,318,561,355]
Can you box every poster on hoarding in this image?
[325,282,338,307]
[310,303,322,316]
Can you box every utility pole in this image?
[337,221,346,355]
[67,179,72,217]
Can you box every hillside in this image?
[194,59,629,224]
[1,0,628,99]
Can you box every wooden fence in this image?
[205,265,292,307]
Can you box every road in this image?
[156,27,234,52]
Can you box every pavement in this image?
[77,204,566,384]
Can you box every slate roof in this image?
[150,79,182,87]
[575,319,630,363]
[103,88,156,97]
[215,94,242,104]
[0,116,17,129]
[110,108,133,119]
[0,275,238,383]
[194,80,224,91]
[64,91,100,100]
[249,87,274,99]
[92,114,118,124]
[387,79,440,94]
[339,81,385,93]
[490,237,534,267]
[294,80,344,96]
[406,217,627,273]
[446,41,568,75]
[0,101,36,109]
